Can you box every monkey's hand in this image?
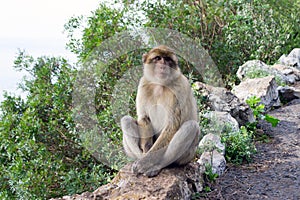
[138,117,154,153]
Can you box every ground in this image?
[199,97,300,200]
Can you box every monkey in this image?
[138,116,153,153]
[121,45,201,177]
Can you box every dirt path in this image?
[200,98,300,200]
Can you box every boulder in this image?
[197,150,226,176]
[232,76,281,111]
[272,64,300,84]
[279,48,300,69]
[198,133,225,155]
[203,111,240,133]
[194,82,255,126]
[51,163,205,200]
[198,133,226,176]
[237,60,275,80]
[236,60,300,84]
[278,85,300,102]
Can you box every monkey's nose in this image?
[158,58,166,64]
[159,64,166,70]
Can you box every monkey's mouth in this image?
[157,72,168,79]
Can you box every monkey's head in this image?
[142,45,181,85]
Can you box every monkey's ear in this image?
[142,53,148,63]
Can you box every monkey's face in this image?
[143,46,180,85]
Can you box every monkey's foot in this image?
[132,160,161,177]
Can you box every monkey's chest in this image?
[146,94,176,134]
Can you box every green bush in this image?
[0,52,115,199]
[121,0,300,83]
[221,126,257,164]
[246,96,280,127]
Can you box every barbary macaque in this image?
[121,45,200,177]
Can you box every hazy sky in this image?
[0,0,101,102]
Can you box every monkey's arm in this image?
[147,106,181,153]
[136,79,148,120]
[138,116,154,153]
[147,126,176,153]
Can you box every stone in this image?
[197,150,226,176]
[203,111,240,133]
[236,60,299,84]
[232,76,281,111]
[237,60,270,80]
[198,133,225,155]
[279,48,300,69]
[194,82,255,126]
[197,133,226,176]
[272,64,300,84]
[278,85,300,102]
[51,163,205,200]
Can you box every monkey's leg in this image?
[132,120,200,177]
[121,116,143,160]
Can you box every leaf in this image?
[264,114,280,127]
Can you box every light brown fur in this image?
[121,45,200,177]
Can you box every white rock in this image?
[197,150,226,176]
[279,48,300,69]
[232,76,281,111]
[273,64,300,84]
[199,133,225,155]
[203,111,239,132]
[237,60,295,84]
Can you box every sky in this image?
[0,0,101,102]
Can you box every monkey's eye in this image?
[163,56,172,62]
[154,56,162,61]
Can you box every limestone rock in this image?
[198,133,226,176]
[51,163,205,200]
[278,85,300,102]
[203,111,240,133]
[237,60,272,80]
[197,150,226,176]
[194,82,255,126]
[232,76,281,111]
[272,64,300,84]
[279,48,300,69]
[198,133,225,155]
[236,60,299,84]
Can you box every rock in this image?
[237,60,270,80]
[197,150,226,176]
[51,163,205,200]
[198,133,225,155]
[236,60,299,84]
[203,111,240,133]
[194,82,255,126]
[272,64,300,84]
[279,48,300,69]
[278,85,300,102]
[197,133,226,176]
[232,76,281,111]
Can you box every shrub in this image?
[221,126,257,164]
[0,52,115,199]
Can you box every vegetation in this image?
[0,52,116,199]
[246,96,280,127]
[0,0,299,198]
[221,126,257,164]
